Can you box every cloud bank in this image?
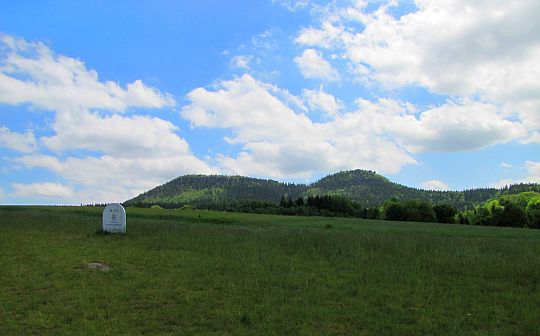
[295,0,540,138]
[2,0,539,203]
[0,35,213,203]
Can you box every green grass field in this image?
[1,206,539,335]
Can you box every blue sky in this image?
[0,0,539,204]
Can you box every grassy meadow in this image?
[1,206,539,335]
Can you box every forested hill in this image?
[125,170,540,209]
[307,170,466,208]
[127,175,306,208]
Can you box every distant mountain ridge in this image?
[126,169,540,209]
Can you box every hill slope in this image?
[307,170,466,208]
[127,175,306,208]
[126,169,540,209]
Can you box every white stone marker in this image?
[102,203,126,233]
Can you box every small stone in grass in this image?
[85,262,110,271]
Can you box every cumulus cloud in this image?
[295,0,540,136]
[0,127,37,153]
[295,21,345,49]
[377,100,526,152]
[31,105,213,202]
[183,74,316,145]
[182,74,416,178]
[294,49,340,82]
[16,154,214,203]
[0,35,174,111]
[10,182,74,200]
[0,35,174,112]
[335,98,524,154]
[420,180,449,191]
[0,34,212,203]
[303,87,342,118]
[182,74,528,180]
[41,110,191,157]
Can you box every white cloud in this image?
[0,34,213,204]
[16,154,213,190]
[182,74,528,180]
[379,100,526,153]
[10,182,74,200]
[183,74,315,145]
[303,87,342,117]
[521,132,540,144]
[230,55,253,70]
[295,21,345,49]
[491,161,540,187]
[0,34,175,112]
[333,98,524,154]
[182,74,416,179]
[525,161,540,182]
[490,179,513,189]
[420,180,449,191]
[41,110,191,157]
[294,49,340,82]
[16,154,214,204]
[295,1,540,136]
[0,127,37,153]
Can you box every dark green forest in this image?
[126,169,539,210]
[127,174,306,208]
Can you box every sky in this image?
[0,0,539,205]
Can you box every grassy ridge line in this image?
[1,206,539,335]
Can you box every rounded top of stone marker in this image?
[102,203,126,233]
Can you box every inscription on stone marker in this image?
[102,203,126,233]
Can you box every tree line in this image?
[458,191,540,228]
[126,171,540,212]
[128,190,540,229]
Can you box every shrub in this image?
[494,202,528,228]
[433,204,457,223]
